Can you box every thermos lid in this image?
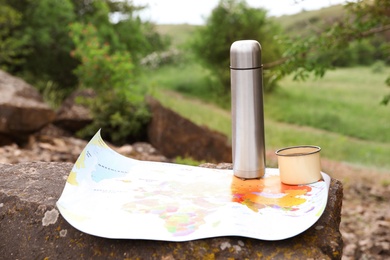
[230,40,262,69]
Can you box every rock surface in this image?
[54,89,95,132]
[0,70,55,137]
[0,90,388,259]
[2,126,389,259]
[322,161,390,260]
[0,162,343,259]
[147,97,232,163]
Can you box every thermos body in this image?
[230,40,266,179]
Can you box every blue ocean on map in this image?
[90,146,130,182]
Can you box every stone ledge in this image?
[0,162,343,259]
[146,97,232,163]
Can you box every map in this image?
[57,130,330,241]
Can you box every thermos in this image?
[230,40,265,179]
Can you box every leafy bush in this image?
[371,60,386,73]
[191,0,283,94]
[70,23,150,144]
[2,0,169,107]
[76,91,150,143]
[0,2,29,70]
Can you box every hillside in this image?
[274,4,345,35]
[156,4,347,47]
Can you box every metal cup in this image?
[275,145,322,185]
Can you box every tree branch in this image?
[263,24,390,70]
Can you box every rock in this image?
[147,97,232,163]
[0,127,168,165]
[0,133,14,146]
[0,70,55,138]
[0,131,87,164]
[54,89,95,132]
[128,142,170,162]
[0,161,343,259]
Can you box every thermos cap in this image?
[230,40,262,69]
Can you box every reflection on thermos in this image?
[230,40,265,179]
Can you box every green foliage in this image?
[276,2,389,68]
[74,0,123,51]
[191,0,283,94]
[20,0,78,89]
[70,23,150,143]
[70,0,170,63]
[77,91,150,144]
[0,1,29,69]
[2,0,169,107]
[381,75,390,105]
[273,0,390,99]
[1,0,171,142]
[174,156,206,166]
[3,0,79,97]
[69,23,134,92]
[115,19,171,64]
[34,79,67,109]
[372,60,386,73]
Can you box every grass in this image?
[265,67,390,143]
[143,63,229,108]
[145,66,390,170]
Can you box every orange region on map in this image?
[231,175,312,212]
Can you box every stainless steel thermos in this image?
[230,40,265,179]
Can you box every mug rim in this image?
[275,145,321,157]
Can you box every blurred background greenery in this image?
[0,0,389,170]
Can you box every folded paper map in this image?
[57,130,330,241]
